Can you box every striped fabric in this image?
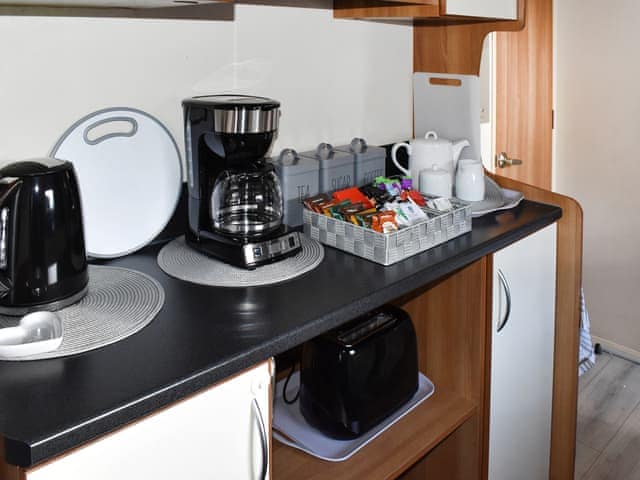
[578,288,596,376]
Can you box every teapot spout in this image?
[452,139,471,169]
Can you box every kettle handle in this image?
[0,177,22,299]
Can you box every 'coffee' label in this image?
[362,168,384,185]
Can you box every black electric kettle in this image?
[0,158,88,315]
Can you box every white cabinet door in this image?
[444,0,517,20]
[489,225,556,480]
[27,360,273,480]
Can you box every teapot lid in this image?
[424,163,450,176]
[422,131,450,145]
[0,158,70,177]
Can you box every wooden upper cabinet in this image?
[334,0,518,22]
[0,0,229,8]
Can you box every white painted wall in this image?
[0,4,413,168]
[555,0,640,354]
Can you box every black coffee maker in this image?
[0,158,88,315]
[183,95,301,269]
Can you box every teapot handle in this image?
[0,177,22,299]
[391,143,411,177]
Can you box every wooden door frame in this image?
[413,2,581,478]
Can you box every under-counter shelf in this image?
[273,389,476,480]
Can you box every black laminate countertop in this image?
[0,200,561,468]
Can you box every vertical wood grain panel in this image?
[490,173,583,480]
[494,0,553,189]
[397,259,487,401]
[0,438,24,480]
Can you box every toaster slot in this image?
[337,310,397,347]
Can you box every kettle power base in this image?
[0,266,164,361]
[157,234,324,288]
[273,372,435,462]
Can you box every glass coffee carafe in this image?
[211,162,284,238]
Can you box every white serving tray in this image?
[273,372,435,462]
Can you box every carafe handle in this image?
[0,177,22,299]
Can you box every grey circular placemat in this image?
[158,235,324,287]
[0,266,164,361]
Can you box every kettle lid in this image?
[0,158,70,177]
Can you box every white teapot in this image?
[391,131,470,180]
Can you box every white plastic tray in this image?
[273,372,435,462]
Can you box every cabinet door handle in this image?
[497,269,512,333]
[252,398,268,480]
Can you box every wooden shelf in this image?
[334,0,439,20]
[333,0,517,23]
[272,389,477,480]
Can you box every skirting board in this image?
[592,335,640,365]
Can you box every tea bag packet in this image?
[427,197,453,212]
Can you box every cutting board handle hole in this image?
[83,117,138,145]
[429,77,462,87]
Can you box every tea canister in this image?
[300,143,354,195]
[271,149,320,227]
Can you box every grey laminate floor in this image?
[576,352,640,479]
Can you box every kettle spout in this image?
[452,139,471,170]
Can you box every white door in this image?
[489,225,557,480]
[26,360,273,480]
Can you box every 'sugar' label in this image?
[330,175,352,192]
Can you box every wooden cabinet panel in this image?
[0,0,228,7]
[414,0,525,75]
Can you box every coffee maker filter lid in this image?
[183,95,280,110]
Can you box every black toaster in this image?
[299,305,418,439]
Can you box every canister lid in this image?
[300,143,353,168]
[335,138,386,162]
[271,149,319,176]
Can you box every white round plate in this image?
[51,108,183,258]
